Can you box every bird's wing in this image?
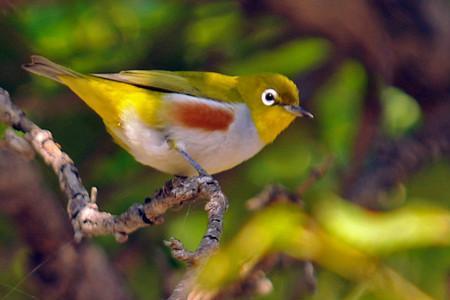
[94,70,241,103]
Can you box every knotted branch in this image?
[0,87,228,263]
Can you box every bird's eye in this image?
[261,89,278,106]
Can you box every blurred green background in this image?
[0,1,449,299]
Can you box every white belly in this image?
[111,96,265,176]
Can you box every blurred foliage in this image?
[0,1,449,300]
[194,201,447,300]
[381,87,421,137]
[315,61,366,164]
[315,195,450,255]
[222,38,331,76]
[0,123,6,139]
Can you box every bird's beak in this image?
[284,105,314,118]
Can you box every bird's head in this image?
[237,73,312,144]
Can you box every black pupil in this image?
[265,92,275,101]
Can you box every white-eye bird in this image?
[24,56,312,176]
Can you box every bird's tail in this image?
[22,55,83,83]
[22,55,135,130]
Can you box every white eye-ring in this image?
[261,89,278,106]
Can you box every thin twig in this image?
[296,155,334,196]
[246,156,334,211]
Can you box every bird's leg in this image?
[175,147,208,176]
[166,138,208,176]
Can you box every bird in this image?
[23,55,313,176]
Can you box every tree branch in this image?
[0,87,228,264]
